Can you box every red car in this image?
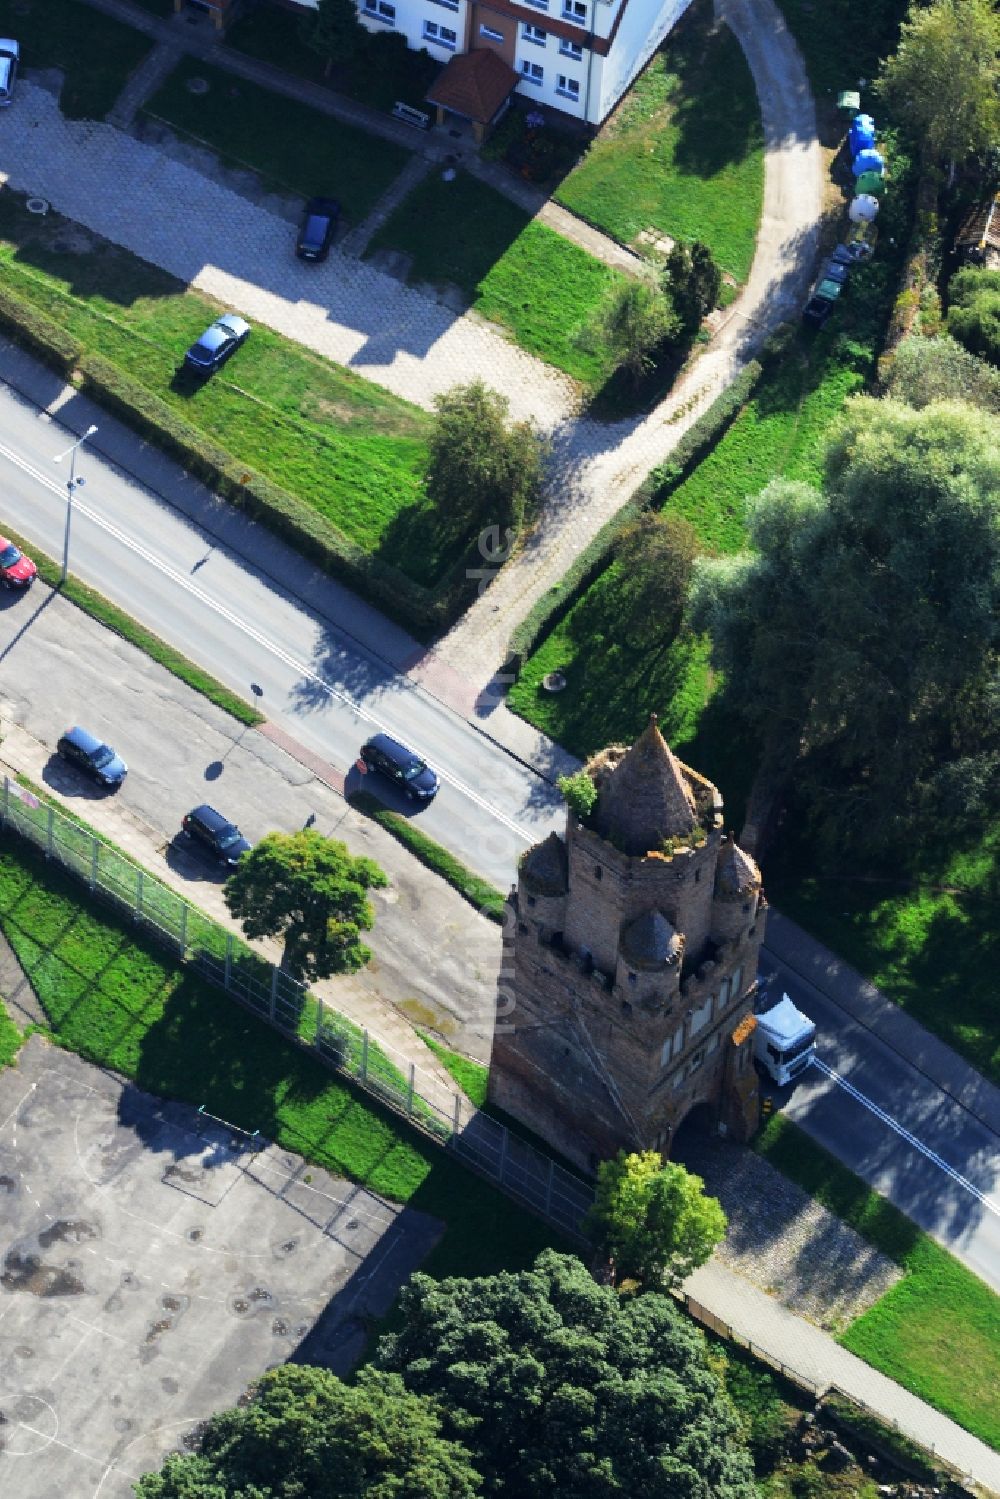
[0,535,36,589]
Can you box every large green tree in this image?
[948,268,1000,368]
[665,241,722,332]
[223,829,387,981]
[614,511,699,645]
[876,0,1000,172]
[426,381,547,541]
[884,333,1000,413]
[135,1365,480,1498]
[586,1150,727,1290]
[377,1249,756,1498]
[688,396,1000,857]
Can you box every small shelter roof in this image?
[426,50,518,124]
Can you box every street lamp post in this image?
[53,424,98,584]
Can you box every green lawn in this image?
[0,1007,24,1070]
[367,172,627,386]
[0,192,465,589]
[417,1032,489,1108]
[0,836,566,1277]
[0,0,152,119]
[555,0,764,281]
[145,57,410,224]
[755,1116,1000,1449]
[349,792,507,923]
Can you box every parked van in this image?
[754,993,816,1086]
[0,40,19,107]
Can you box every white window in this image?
[520,59,544,83]
[524,0,549,10]
[522,22,547,44]
[689,1047,706,1073]
[559,37,583,58]
[718,975,732,1006]
[480,22,505,41]
[561,0,587,20]
[423,19,457,46]
[659,1028,682,1068]
[672,1064,686,1089]
[430,0,459,10]
[690,995,712,1035]
[555,73,580,100]
[363,0,396,21]
[731,965,744,1000]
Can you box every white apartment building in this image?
[288,0,693,127]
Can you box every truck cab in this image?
[754,993,816,1086]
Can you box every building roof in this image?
[620,909,682,969]
[956,193,1000,253]
[714,839,761,900]
[593,716,697,855]
[426,50,519,125]
[520,831,569,897]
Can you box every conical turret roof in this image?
[621,909,683,969]
[714,839,761,899]
[593,716,697,855]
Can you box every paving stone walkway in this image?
[339,154,435,259]
[106,36,181,132]
[677,1135,902,1332]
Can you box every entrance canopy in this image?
[426,49,519,126]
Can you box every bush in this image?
[948,266,1000,365]
[0,282,82,374]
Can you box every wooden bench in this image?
[392,100,431,130]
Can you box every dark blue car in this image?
[184,313,251,375]
[360,733,439,802]
[56,726,128,788]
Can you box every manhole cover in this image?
[185,76,210,96]
[542,671,567,693]
[25,198,49,216]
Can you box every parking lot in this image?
[0,1036,440,1497]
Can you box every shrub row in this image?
[0,281,473,641]
[348,791,507,923]
[505,357,763,671]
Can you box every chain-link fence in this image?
[0,777,594,1238]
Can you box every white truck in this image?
[754,993,816,1086]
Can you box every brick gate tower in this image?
[488,717,766,1173]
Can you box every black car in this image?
[56,726,128,788]
[359,733,439,802]
[296,196,340,262]
[182,804,253,866]
[184,313,251,375]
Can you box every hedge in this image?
[505,356,764,671]
[0,283,82,375]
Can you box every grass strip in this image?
[0,521,262,728]
[754,1115,1000,1448]
[348,791,507,923]
[417,1031,489,1108]
[0,835,566,1277]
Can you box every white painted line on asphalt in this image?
[811,1057,1000,1217]
[0,437,535,845]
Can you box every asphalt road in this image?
[1,359,998,1290]
[0,372,566,892]
[757,959,1000,1293]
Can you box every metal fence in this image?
[0,777,594,1237]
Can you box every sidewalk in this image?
[684,1258,1000,1493]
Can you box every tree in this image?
[594,280,679,386]
[883,333,1000,412]
[876,0,1000,173]
[665,240,722,331]
[557,768,598,820]
[306,0,365,72]
[377,1249,755,1498]
[426,381,547,541]
[135,1365,480,1498]
[614,510,699,642]
[586,1150,727,1290]
[688,396,1000,857]
[223,829,387,981]
[948,268,1000,368]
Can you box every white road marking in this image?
[0,1080,36,1135]
[811,1057,1000,1217]
[0,435,536,844]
